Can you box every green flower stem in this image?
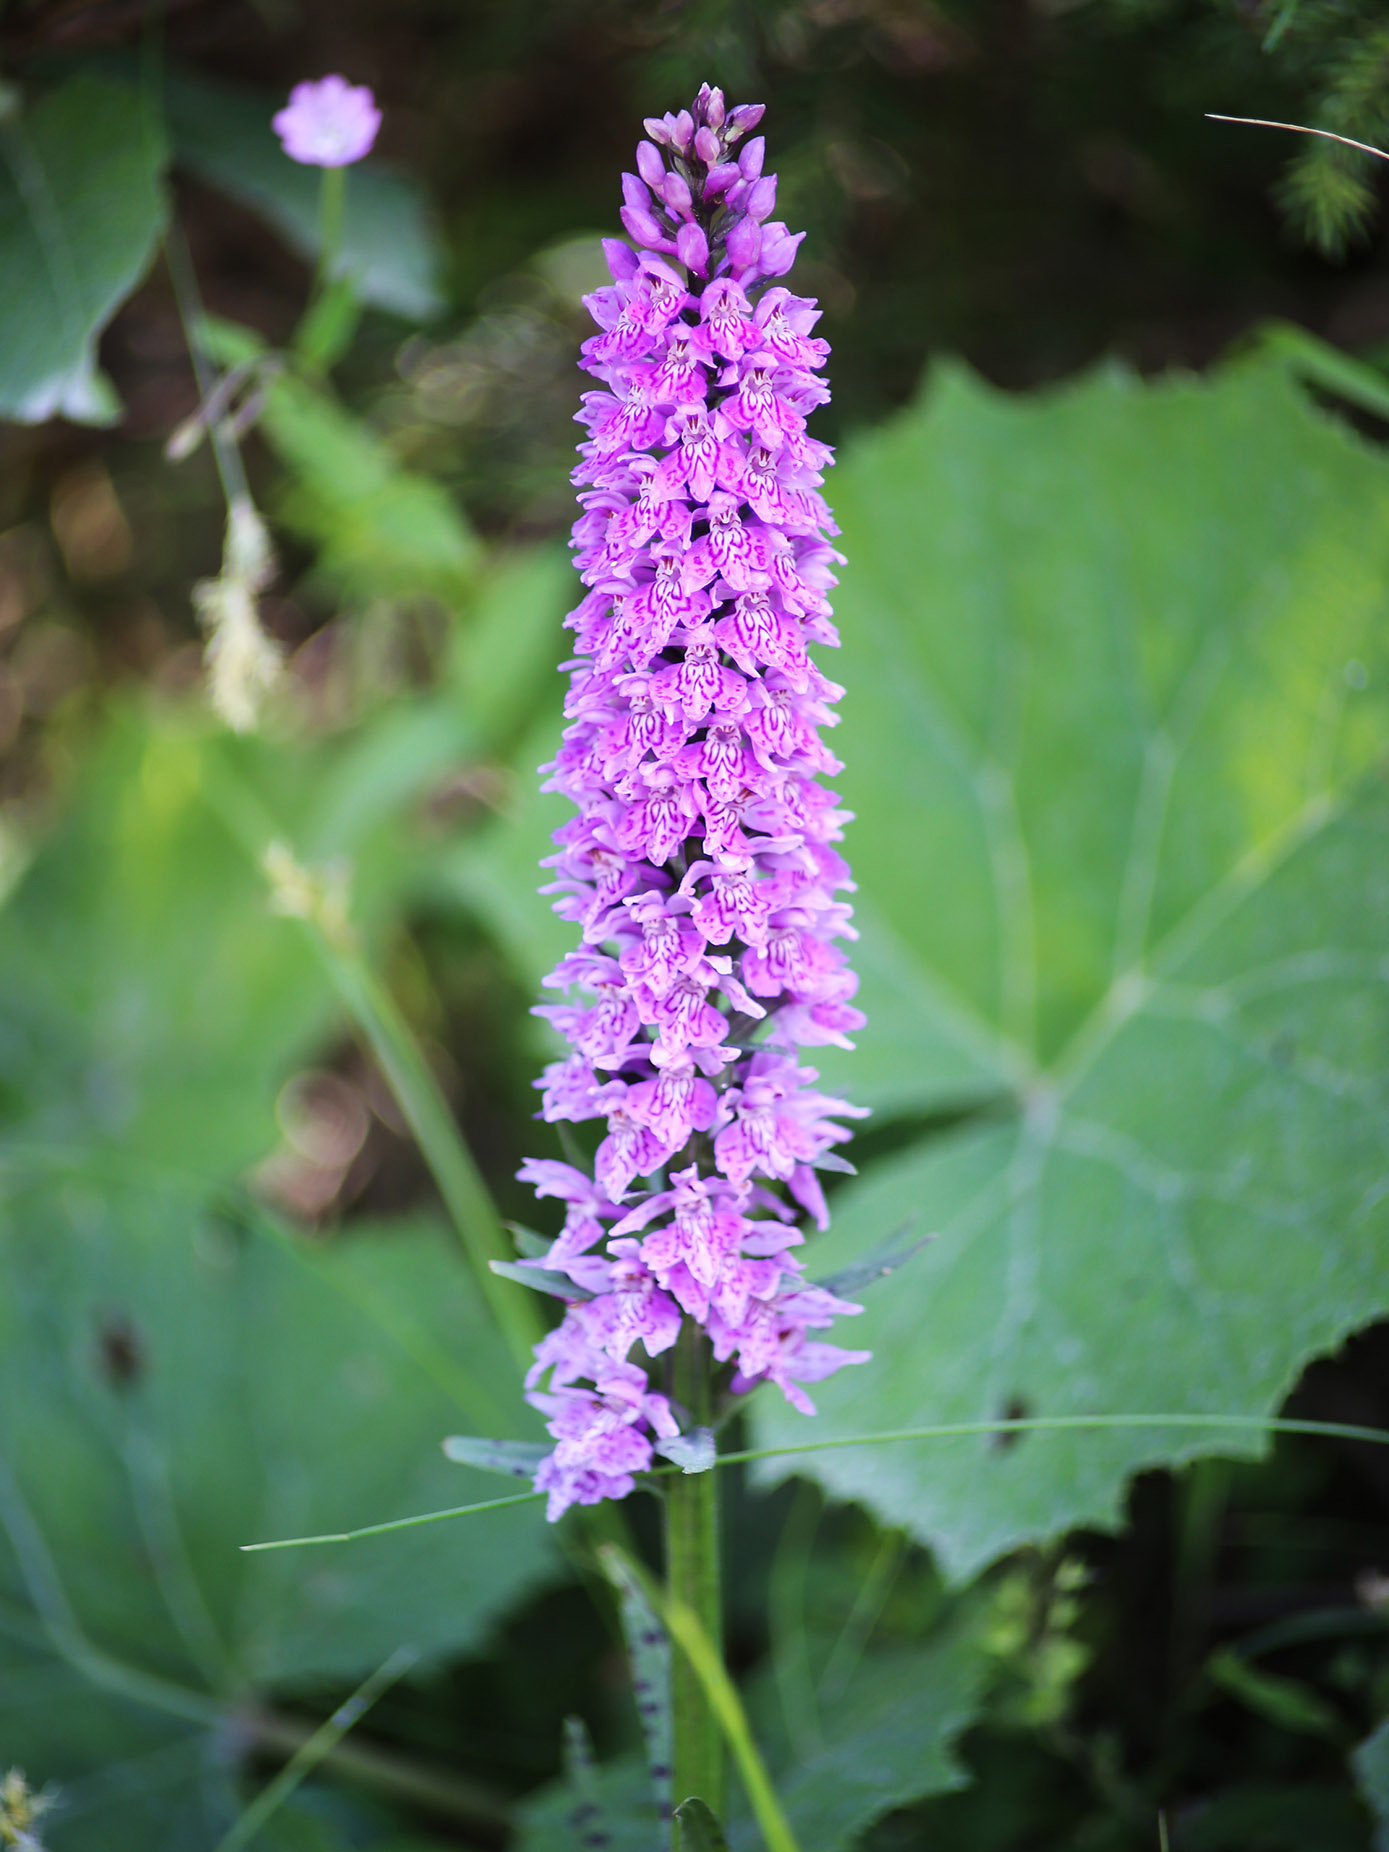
[604,1541,801,1852]
[663,1591,800,1852]
[667,1323,724,1830]
[317,164,346,294]
[711,1409,1389,1466]
[241,1489,545,1552]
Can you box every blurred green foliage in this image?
[0,1198,550,1848]
[1354,1715,1389,1834]
[1112,0,1389,255]
[0,75,166,424]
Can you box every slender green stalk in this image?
[603,1545,801,1852]
[667,1324,723,1828]
[241,1488,544,1552]
[163,216,251,513]
[213,1647,416,1852]
[317,164,346,293]
[713,1409,1389,1466]
[198,784,542,1373]
[1168,1457,1229,1697]
[235,1411,1389,1557]
[243,1705,510,1836]
[122,1425,234,1691]
[1257,319,1389,423]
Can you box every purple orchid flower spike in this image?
[520,83,869,1523]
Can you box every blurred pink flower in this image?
[272,75,381,167]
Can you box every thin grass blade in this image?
[599,1545,803,1852]
[212,1646,418,1852]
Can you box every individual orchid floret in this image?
[273,75,382,166]
[516,84,868,1520]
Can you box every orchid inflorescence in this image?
[519,84,869,1522]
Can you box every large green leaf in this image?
[0,74,166,424]
[748,357,1389,1578]
[161,68,444,321]
[0,1198,550,1851]
[728,1595,993,1852]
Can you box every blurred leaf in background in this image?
[0,55,447,430]
[0,74,166,425]
[0,562,566,1844]
[0,1194,547,1850]
[1,3,1389,1842]
[256,373,480,611]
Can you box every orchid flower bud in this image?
[636,139,666,188]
